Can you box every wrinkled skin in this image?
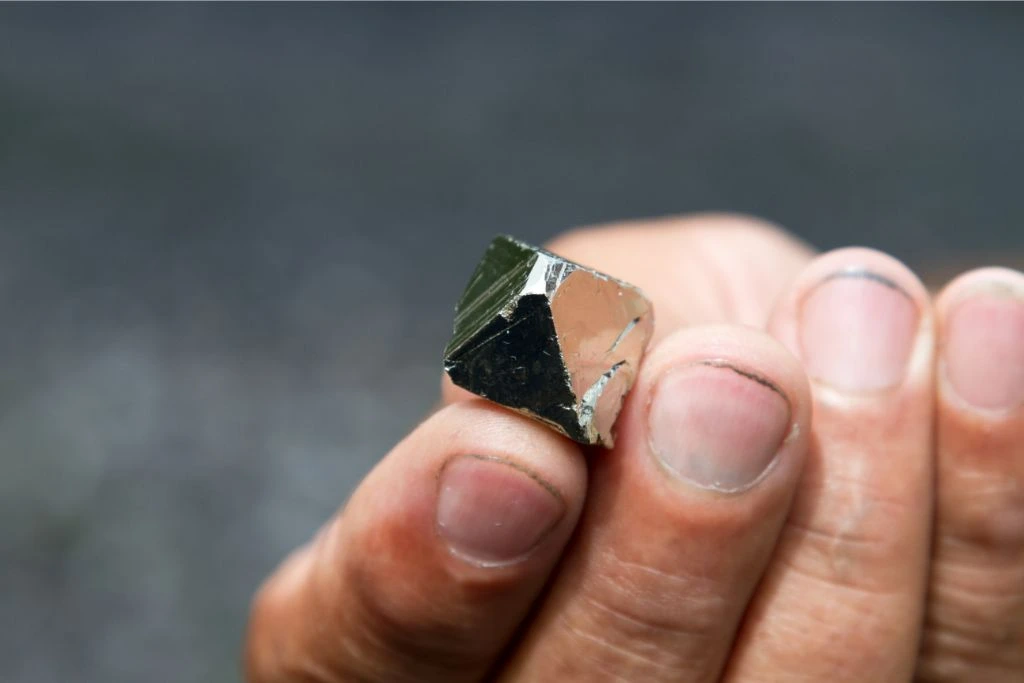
[246,214,1024,683]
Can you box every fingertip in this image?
[936,266,1024,415]
[616,324,812,501]
[768,246,934,397]
[636,324,813,437]
[336,401,588,606]
[420,400,589,510]
[937,266,1024,298]
[423,402,588,568]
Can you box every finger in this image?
[499,325,812,681]
[441,213,814,405]
[245,401,587,683]
[918,267,1024,681]
[545,213,814,335]
[726,248,936,681]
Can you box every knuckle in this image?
[596,547,730,635]
[545,212,807,268]
[684,211,789,239]
[552,545,734,676]
[919,607,1024,683]
[946,489,1024,552]
[543,225,606,258]
[780,497,917,596]
[550,212,789,244]
[940,456,1024,552]
[684,212,813,262]
[245,572,303,682]
[920,533,1024,680]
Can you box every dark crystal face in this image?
[444,235,653,447]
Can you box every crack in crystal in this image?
[608,317,641,355]
[577,360,628,442]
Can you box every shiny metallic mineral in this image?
[444,235,654,447]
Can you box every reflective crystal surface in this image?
[444,236,654,447]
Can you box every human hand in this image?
[245,214,1024,682]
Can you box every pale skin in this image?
[245,214,1024,682]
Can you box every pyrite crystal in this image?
[444,236,653,447]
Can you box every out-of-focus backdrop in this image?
[2,5,1023,682]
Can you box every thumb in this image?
[245,401,586,682]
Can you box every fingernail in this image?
[799,270,919,392]
[647,361,791,492]
[436,454,564,566]
[944,287,1024,411]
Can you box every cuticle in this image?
[948,278,1024,309]
[436,452,565,505]
[696,359,798,447]
[816,267,914,301]
[695,359,789,403]
[648,358,793,413]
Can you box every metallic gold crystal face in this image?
[444,236,654,447]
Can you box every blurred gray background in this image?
[2,5,1023,682]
